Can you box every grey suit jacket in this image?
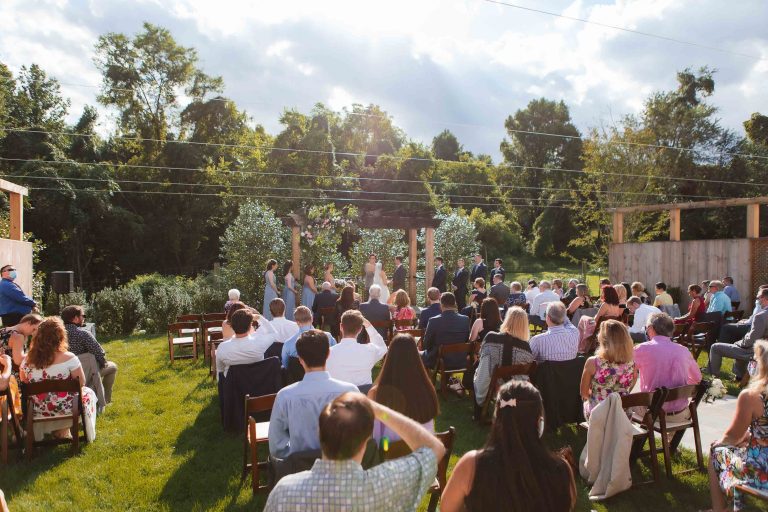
[739,307,768,349]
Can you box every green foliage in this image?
[300,204,357,274]
[144,283,193,333]
[44,289,89,317]
[190,272,230,314]
[467,208,523,258]
[434,212,479,268]
[92,286,145,337]
[349,229,408,279]
[431,129,462,161]
[126,273,181,303]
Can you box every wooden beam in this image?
[425,227,435,295]
[747,204,760,239]
[610,196,768,214]
[9,192,23,241]
[291,226,301,279]
[669,209,681,241]
[408,228,417,304]
[0,179,28,197]
[612,212,623,244]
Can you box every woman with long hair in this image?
[566,284,591,316]
[441,380,576,511]
[579,320,636,420]
[709,339,768,511]
[368,333,438,442]
[631,281,650,305]
[577,285,623,352]
[469,298,502,343]
[391,289,415,330]
[613,283,628,307]
[323,262,334,284]
[0,313,42,368]
[301,264,318,308]
[262,259,280,320]
[333,285,359,338]
[19,317,97,441]
[281,260,297,321]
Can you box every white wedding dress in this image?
[373,262,391,303]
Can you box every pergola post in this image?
[291,226,301,279]
[9,192,23,241]
[747,204,760,238]
[669,209,681,241]
[612,212,623,244]
[425,227,435,294]
[408,228,417,304]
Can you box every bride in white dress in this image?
[373,261,391,303]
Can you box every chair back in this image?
[620,388,664,411]
[168,321,200,336]
[394,318,416,330]
[20,378,83,420]
[661,382,707,411]
[369,320,393,338]
[491,361,537,383]
[204,312,226,322]
[177,314,203,323]
[381,427,456,488]
[244,393,277,432]
[401,328,423,339]
[438,342,473,357]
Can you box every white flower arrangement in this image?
[704,378,727,403]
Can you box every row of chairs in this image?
[167,313,226,364]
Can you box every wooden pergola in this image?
[0,179,27,241]
[282,209,441,303]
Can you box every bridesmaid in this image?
[282,260,297,321]
[324,262,334,285]
[262,259,279,320]
[302,264,318,308]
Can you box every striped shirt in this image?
[529,323,579,362]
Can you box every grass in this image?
[1,334,760,511]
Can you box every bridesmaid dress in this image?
[282,273,297,321]
[302,276,316,309]
[262,270,278,320]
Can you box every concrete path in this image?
[680,394,737,452]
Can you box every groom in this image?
[433,257,447,293]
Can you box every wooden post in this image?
[291,226,301,279]
[612,212,623,244]
[747,204,760,239]
[9,192,22,241]
[425,227,435,293]
[669,209,681,241]
[408,228,417,304]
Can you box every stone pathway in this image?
[680,394,737,452]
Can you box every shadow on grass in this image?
[1,441,89,501]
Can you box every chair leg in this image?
[427,489,440,512]
[691,413,704,471]
[645,421,659,483]
[251,440,259,494]
[658,416,672,478]
[72,401,80,455]
[1,399,7,464]
[25,410,34,461]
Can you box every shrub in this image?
[44,289,90,317]
[92,286,145,338]
[191,273,230,314]
[144,283,193,333]
[126,273,180,304]
[468,208,523,258]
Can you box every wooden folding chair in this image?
[369,320,393,344]
[654,383,707,478]
[724,310,745,323]
[480,361,537,423]
[671,323,689,344]
[203,312,226,322]
[394,318,416,331]
[432,343,472,395]
[734,483,768,509]
[1,387,22,464]
[208,330,224,378]
[177,313,203,349]
[20,378,88,461]
[243,393,276,494]
[683,321,716,360]
[317,306,336,331]
[202,320,223,363]
[168,321,199,362]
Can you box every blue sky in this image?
[1,0,766,161]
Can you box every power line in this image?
[481,0,766,61]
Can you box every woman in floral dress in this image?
[709,339,768,511]
[580,319,636,420]
[19,317,97,442]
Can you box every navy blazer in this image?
[433,265,447,293]
[470,262,487,283]
[421,310,470,369]
[392,264,407,292]
[359,299,392,340]
[418,303,442,330]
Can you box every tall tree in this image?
[432,129,462,161]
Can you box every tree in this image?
[433,212,479,268]
[432,129,462,161]
[9,64,70,129]
[745,113,768,146]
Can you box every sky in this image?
[1,0,766,161]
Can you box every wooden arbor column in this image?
[408,228,417,304]
[612,212,623,244]
[425,227,435,293]
[747,204,760,238]
[0,179,28,241]
[669,209,681,241]
[291,226,301,279]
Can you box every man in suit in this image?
[432,257,447,293]
[421,292,470,370]
[470,254,487,284]
[489,258,505,284]
[391,255,407,293]
[418,287,442,330]
[489,274,510,307]
[452,258,469,311]
[358,285,392,341]
[707,287,768,381]
[312,281,339,328]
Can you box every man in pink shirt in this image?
[634,312,702,422]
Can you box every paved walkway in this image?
[680,394,737,452]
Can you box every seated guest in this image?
[421,293,470,370]
[722,276,741,304]
[563,279,579,301]
[61,305,118,407]
[488,274,510,307]
[326,310,387,391]
[577,285,623,351]
[719,284,768,345]
[531,280,559,319]
[566,284,592,316]
[311,281,338,327]
[653,282,674,307]
[0,313,41,366]
[469,298,502,343]
[464,278,487,316]
[224,288,240,314]
[268,330,358,459]
[267,298,299,343]
[19,317,97,441]
[333,285,359,338]
[524,279,540,303]
[626,296,661,343]
[580,320,636,420]
[221,301,247,339]
[707,280,732,316]
[419,287,443,329]
[473,306,534,410]
[441,380,576,512]
[599,278,612,288]
[552,279,564,298]
[675,284,706,325]
[708,339,768,512]
[613,283,628,307]
[368,333,438,442]
[634,312,701,422]
[707,288,768,381]
[391,289,416,330]
[631,281,650,305]
[281,306,337,368]
[506,281,527,307]
[266,393,445,511]
[359,285,391,340]
[216,309,274,377]
[529,302,579,363]
[702,280,713,306]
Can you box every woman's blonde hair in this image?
[613,283,628,303]
[393,289,410,309]
[499,306,529,341]
[26,316,68,369]
[596,319,634,364]
[631,281,645,294]
[749,340,768,392]
[576,283,589,297]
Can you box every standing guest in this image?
[269,330,358,459]
[262,259,280,320]
[301,264,317,308]
[506,281,527,307]
[61,305,118,408]
[722,276,741,304]
[524,279,540,303]
[530,302,580,363]
[488,274,510,307]
[215,309,273,377]
[613,283,628,307]
[392,256,407,293]
[441,380,576,512]
[433,257,447,293]
[469,298,502,343]
[470,254,487,284]
[421,293,470,370]
[266,393,444,512]
[268,298,300,343]
[566,284,592,317]
[327,311,387,392]
[707,280,733,316]
[626,296,661,343]
[577,286,623,351]
[419,287,443,330]
[531,280,559,319]
[224,289,240,315]
[281,261,298,321]
[631,282,650,305]
[19,317,97,441]
[634,312,702,422]
[0,264,36,327]
[653,282,674,307]
[358,285,391,340]
[333,285,359,338]
[391,289,416,330]
[489,258,505,283]
[281,306,337,368]
[364,254,377,300]
[563,279,579,301]
[323,262,335,286]
[552,279,565,298]
[580,320,636,420]
[368,333,438,442]
[708,339,768,512]
[452,258,470,310]
[674,284,706,326]
[718,284,768,345]
[0,313,41,367]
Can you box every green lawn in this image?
[1,335,758,511]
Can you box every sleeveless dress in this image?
[301,276,316,308]
[0,327,22,416]
[675,297,707,325]
[584,357,635,419]
[262,271,278,320]
[0,327,15,359]
[393,307,415,330]
[282,274,297,321]
[712,392,768,510]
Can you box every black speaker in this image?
[51,271,74,294]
